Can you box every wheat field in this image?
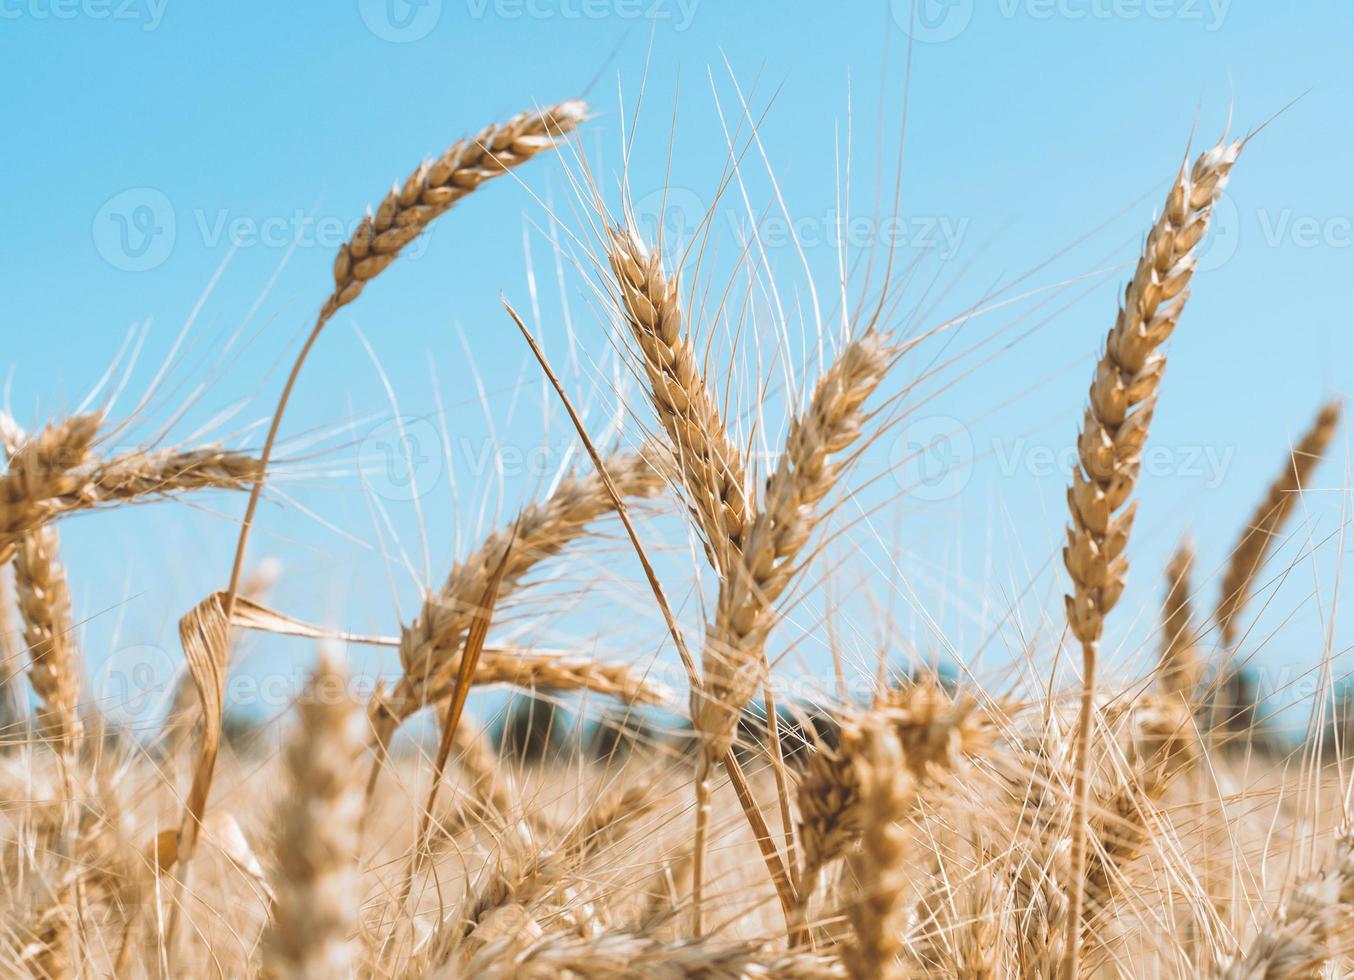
[1,90,1351,980]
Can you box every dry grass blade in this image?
[163,592,230,962]
[261,654,366,980]
[1061,136,1240,978]
[1215,399,1341,648]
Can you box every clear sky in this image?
[2,2,1351,734]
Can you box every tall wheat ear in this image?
[1061,135,1240,978]
[260,651,366,980]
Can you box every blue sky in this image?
[2,2,1352,733]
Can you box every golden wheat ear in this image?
[368,451,663,759]
[1159,534,1200,699]
[1061,137,1241,978]
[1215,398,1341,649]
[1209,830,1354,978]
[260,651,366,979]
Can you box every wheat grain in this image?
[326,101,587,319]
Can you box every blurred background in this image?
[1,2,1350,741]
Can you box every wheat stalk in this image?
[260,653,366,980]
[168,106,589,955]
[1061,137,1240,977]
[1215,399,1341,648]
[604,225,897,932]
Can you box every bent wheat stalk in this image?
[1061,137,1240,978]
[166,100,587,958]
